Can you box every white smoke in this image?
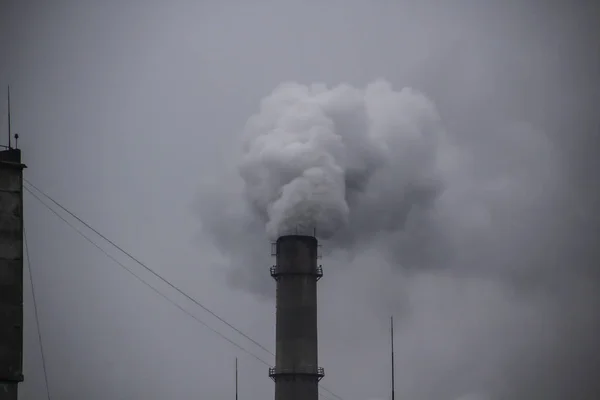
[238,80,454,240]
[201,79,562,284]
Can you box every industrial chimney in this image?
[269,234,324,400]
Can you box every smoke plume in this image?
[238,80,452,240]
[199,79,568,290]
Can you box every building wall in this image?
[0,149,25,400]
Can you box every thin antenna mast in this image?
[7,85,12,149]
[391,316,395,400]
[235,357,238,400]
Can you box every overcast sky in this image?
[1,1,599,400]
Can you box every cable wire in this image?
[24,180,344,400]
[24,225,52,400]
[24,179,274,356]
[24,186,272,368]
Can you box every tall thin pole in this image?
[7,85,12,149]
[391,316,395,400]
[235,357,238,400]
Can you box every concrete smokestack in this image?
[269,234,324,400]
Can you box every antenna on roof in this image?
[7,85,12,149]
[235,357,239,400]
[391,316,395,400]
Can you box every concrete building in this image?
[269,234,324,400]
[0,148,26,400]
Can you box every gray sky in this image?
[2,1,599,399]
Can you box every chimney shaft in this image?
[269,235,324,400]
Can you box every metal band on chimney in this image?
[268,366,325,382]
[269,264,323,281]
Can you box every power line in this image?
[24,180,344,400]
[24,179,274,356]
[24,186,272,368]
[24,225,52,400]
